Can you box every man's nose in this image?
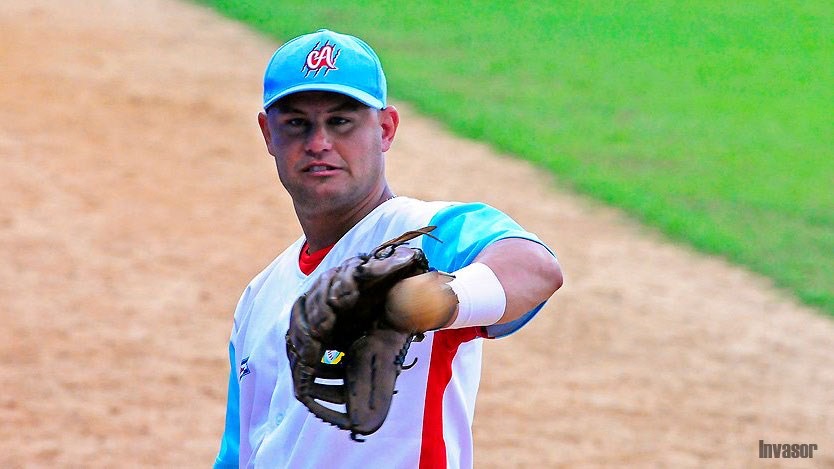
[305,125,333,154]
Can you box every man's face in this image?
[258,92,397,213]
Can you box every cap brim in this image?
[264,83,385,110]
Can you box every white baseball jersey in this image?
[214,197,554,468]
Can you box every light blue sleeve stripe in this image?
[214,342,240,468]
[422,203,555,338]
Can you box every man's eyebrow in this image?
[273,99,363,115]
[273,103,302,114]
[327,100,363,113]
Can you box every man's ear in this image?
[379,105,400,153]
[258,111,275,156]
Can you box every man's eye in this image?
[329,117,349,126]
[280,118,308,134]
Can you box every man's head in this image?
[258,30,399,220]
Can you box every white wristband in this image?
[446,263,506,329]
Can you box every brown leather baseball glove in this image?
[286,227,436,441]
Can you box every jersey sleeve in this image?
[212,251,288,467]
[421,202,556,338]
[213,341,240,468]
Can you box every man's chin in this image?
[295,190,356,212]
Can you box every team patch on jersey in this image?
[303,40,340,77]
[321,350,344,365]
[239,356,251,380]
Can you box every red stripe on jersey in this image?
[419,326,486,468]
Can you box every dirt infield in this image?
[2,1,832,467]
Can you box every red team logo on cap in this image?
[303,41,339,77]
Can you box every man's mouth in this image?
[306,165,335,173]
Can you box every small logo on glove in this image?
[321,350,344,365]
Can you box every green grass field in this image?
[194,1,834,315]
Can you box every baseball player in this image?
[214,29,563,468]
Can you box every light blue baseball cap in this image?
[263,29,387,110]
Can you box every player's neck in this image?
[297,187,396,252]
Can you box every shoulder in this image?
[232,237,305,324]
[377,196,455,225]
[422,202,549,271]
[331,197,454,253]
[427,202,520,230]
[251,237,306,291]
[371,198,522,237]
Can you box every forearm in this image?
[385,237,562,332]
[472,237,562,324]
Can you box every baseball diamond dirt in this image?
[1,0,833,467]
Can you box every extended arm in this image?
[472,237,562,325]
[385,237,562,332]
